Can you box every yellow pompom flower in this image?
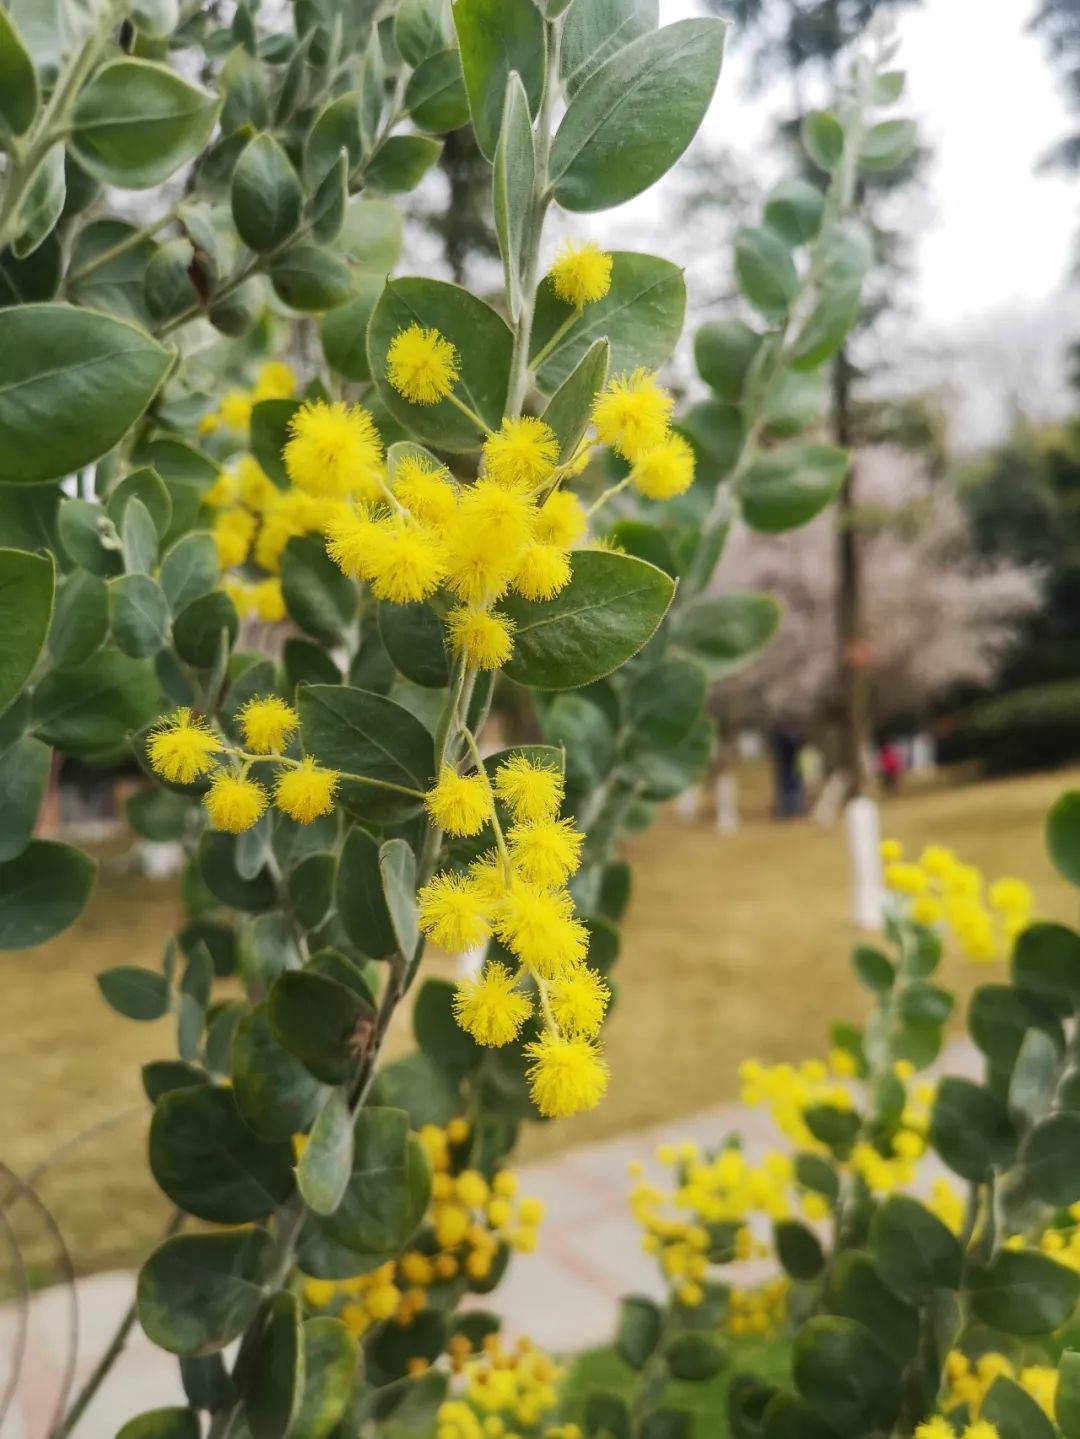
[235,455,278,512]
[493,755,563,824]
[148,708,222,783]
[213,508,256,567]
[525,1032,608,1117]
[251,577,285,622]
[418,872,491,952]
[910,895,943,927]
[325,511,386,581]
[493,883,588,977]
[240,696,298,755]
[508,818,584,888]
[274,756,339,822]
[253,359,296,400]
[445,606,515,670]
[630,434,695,500]
[220,389,253,431]
[393,456,459,530]
[884,862,928,896]
[913,1423,955,1439]
[453,962,533,1045]
[387,325,459,405]
[458,480,537,553]
[204,770,268,833]
[592,370,674,461]
[880,838,903,862]
[469,850,511,908]
[367,517,447,604]
[201,468,238,508]
[548,240,613,309]
[482,417,560,491]
[425,765,491,837]
[512,543,572,602]
[443,529,517,607]
[962,1425,999,1439]
[535,489,588,546]
[549,966,610,1038]
[283,399,384,502]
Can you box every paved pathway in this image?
[1,1041,979,1438]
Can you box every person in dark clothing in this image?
[770,724,805,819]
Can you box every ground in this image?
[3,765,1077,1283]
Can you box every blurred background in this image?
[7,0,1080,1323]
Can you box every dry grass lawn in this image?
[3,766,1078,1282]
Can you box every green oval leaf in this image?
[499,550,675,691]
[110,573,170,657]
[0,839,95,950]
[550,18,725,212]
[246,1291,304,1439]
[297,683,435,820]
[792,1316,901,1436]
[298,1090,353,1216]
[0,6,38,139]
[560,0,658,98]
[0,305,169,483]
[734,224,798,318]
[969,1248,1080,1336]
[739,443,847,532]
[367,277,513,452]
[292,1317,358,1439]
[71,59,220,189]
[493,73,535,319]
[453,0,546,160]
[530,251,685,395]
[670,592,780,679]
[149,1084,295,1223]
[232,1002,327,1142]
[0,547,53,712]
[137,1229,276,1356]
[231,132,304,252]
[97,964,171,1020]
[117,1410,200,1439]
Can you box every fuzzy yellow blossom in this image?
[482,417,560,490]
[880,838,903,862]
[213,508,256,567]
[201,468,238,508]
[235,455,278,512]
[535,489,588,546]
[393,456,459,528]
[366,517,447,604]
[963,1425,1000,1439]
[549,239,613,308]
[468,850,511,908]
[548,967,610,1038]
[592,370,674,461]
[418,873,491,952]
[630,434,696,500]
[148,708,222,783]
[512,542,572,601]
[445,607,515,670]
[453,963,533,1046]
[251,577,285,621]
[884,861,928,896]
[910,895,944,926]
[387,325,459,405]
[253,360,296,400]
[493,883,588,977]
[283,399,384,501]
[525,1032,608,1117]
[240,696,298,755]
[458,480,536,554]
[325,511,386,581]
[508,818,584,888]
[204,771,268,833]
[220,389,253,431]
[274,756,339,822]
[914,1421,955,1439]
[493,755,563,824]
[426,766,491,838]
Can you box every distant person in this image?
[770,724,804,819]
[878,740,903,793]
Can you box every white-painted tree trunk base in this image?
[136,840,183,879]
[457,945,487,979]
[845,795,884,931]
[812,771,847,825]
[674,785,702,823]
[715,774,739,834]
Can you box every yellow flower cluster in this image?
[738,1058,856,1150]
[548,239,613,309]
[915,1420,999,1439]
[437,1335,563,1439]
[727,1278,790,1338]
[147,700,338,832]
[880,840,1033,961]
[302,1121,544,1337]
[197,359,297,436]
[942,1349,1058,1422]
[630,1141,799,1309]
[418,755,608,1120]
